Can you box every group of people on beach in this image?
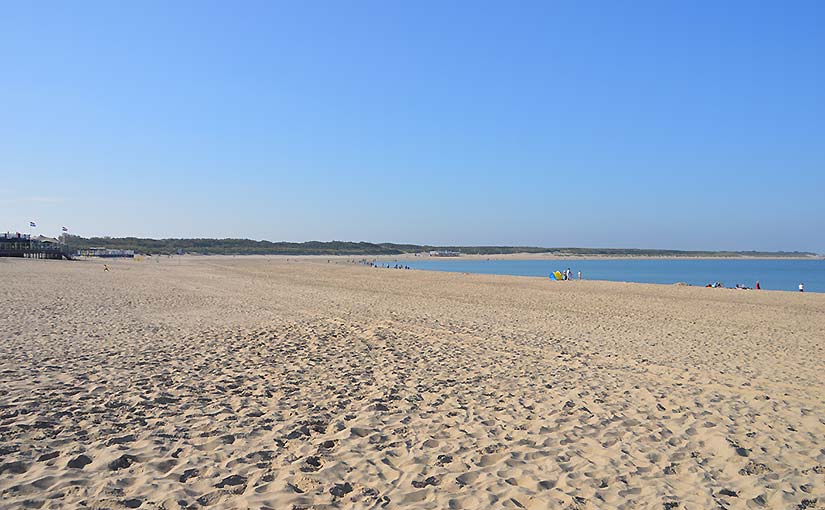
[348,258,413,270]
[706,280,805,292]
[368,262,410,270]
[557,268,582,280]
[708,281,755,289]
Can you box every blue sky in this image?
[2,1,824,251]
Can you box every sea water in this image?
[397,258,825,293]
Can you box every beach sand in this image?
[1,256,823,509]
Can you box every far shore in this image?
[356,252,824,262]
[97,252,823,261]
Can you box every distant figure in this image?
[578,271,582,280]
[755,281,760,290]
[103,264,109,272]
[799,282,805,292]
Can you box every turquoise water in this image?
[396,258,825,293]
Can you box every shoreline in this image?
[355,256,823,294]
[370,264,824,294]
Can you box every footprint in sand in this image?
[329,482,353,498]
[66,455,92,469]
[36,452,59,462]
[455,472,480,487]
[0,461,29,475]
[300,456,323,472]
[109,454,139,471]
[179,468,199,482]
[411,476,439,488]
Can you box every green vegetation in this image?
[60,235,818,258]
[62,236,403,256]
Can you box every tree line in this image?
[59,235,816,257]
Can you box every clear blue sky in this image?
[2,1,824,251]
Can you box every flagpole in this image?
[62,227,70,259]
[29,221,36,260]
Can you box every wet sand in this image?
[1,256,823,509]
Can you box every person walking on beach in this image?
[578,271,582,280]
[799,282,804,292]
[756,280,760,290]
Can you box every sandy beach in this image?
[1,256,823,510]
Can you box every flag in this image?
[62,226,68,232]
[29,221,36,227]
